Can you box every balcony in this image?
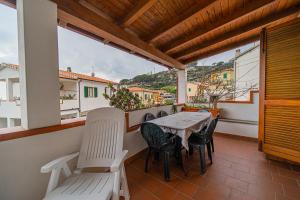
[0,0,299,200]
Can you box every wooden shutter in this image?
[84,86,88,97]
[94,87,98,97]
[259,19,300,163]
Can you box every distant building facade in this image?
[234,44,260,100]
[128,87,160,105]
[0,63,117,128]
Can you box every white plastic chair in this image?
[41,108,130,200]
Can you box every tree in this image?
[103,83,142,111]
[197,69,257,109]
[161,85,176,94]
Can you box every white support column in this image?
[7,118,15,128]
[17,0,60,129]
[6,78,13,101]
[177,69,187,104]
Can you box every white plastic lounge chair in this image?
[41,108,130,200]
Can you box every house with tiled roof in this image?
[128,87,162,105]
[0,63,118,128]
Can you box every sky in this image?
[0,4,257,99]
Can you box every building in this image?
[128,87,160,105]
[0,63,117,128]
[234,44,260,100]
[210,67,234,84]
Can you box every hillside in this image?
[120,61,233,91]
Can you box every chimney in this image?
[235,49,241,57]
[67,67,72,72]
[91,72,95,77]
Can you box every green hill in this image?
[120,61,233,92]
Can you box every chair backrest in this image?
[144,113,156,122]
[77,107,125,169]
[157,110,168,118]
[140,122,170,149]
[198,109,209,113]
[213,114,220,131]
[204,118,217,139]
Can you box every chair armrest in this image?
[41,152,79,173]
[110,150,128,172]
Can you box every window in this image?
[223,73,227,79]
[188,88,191,92]
[84,86,98,98]
[0,5,21,129]
[144,94,148,100]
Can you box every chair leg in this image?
[154,152,160,162]
[199,145,206,174]
[121,164,130,200]
[163,152,170,181]
[145,148,151,172]
[189,144,194,155]
[211,138,215,152]
[207,143,213,164]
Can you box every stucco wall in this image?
[79,80,112,112]
[235,46,260,100]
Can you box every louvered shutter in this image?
[94,87,98,97]
[260,20,300,163]
[84,86,88,97]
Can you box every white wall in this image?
[128,105,173,127]
[216,92,259,138]
[235,45,259,100]
[79,80,112,112]
[0,101,21,118]
[0,106,156,200]
[0,68,19,80]
[0,118,7,128]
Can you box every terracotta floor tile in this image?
[126,135,298,200]
[155,184,177,200]
[175,180,198,197]
[276,192,299,200]
[193,184,231,200]
[225,176,249,193]
[173,192,192,200]
[228,189,257,200]
[131,188,159,200]
[283,184,300,199]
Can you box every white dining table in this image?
[148,111,211,150]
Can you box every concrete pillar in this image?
[17,0,60,129]
[7,118,15,128]
[6,78,13,101]
[177,69,187,104]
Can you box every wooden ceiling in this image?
[1,0,300,69]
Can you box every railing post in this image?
[17,0,60,129]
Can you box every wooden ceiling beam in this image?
[120,0,157,28]
[145,0,216,42]
[175,5,300,60]
[53,0,184,69]
[0,0,15,8]
[78,0,115,22]
[181,35,259,64]
[161,0,275,54]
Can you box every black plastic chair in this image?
[210,114,220,152]
[157,110,168,118]
[140,122,182,181]
[188,118,217,174]
[144,113,156,122]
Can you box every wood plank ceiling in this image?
[1,0,300,69]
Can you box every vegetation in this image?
[119,61,233,90]
[103,83,142,111]
[161,85,176,94]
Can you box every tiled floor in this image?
[125,135,300,200]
